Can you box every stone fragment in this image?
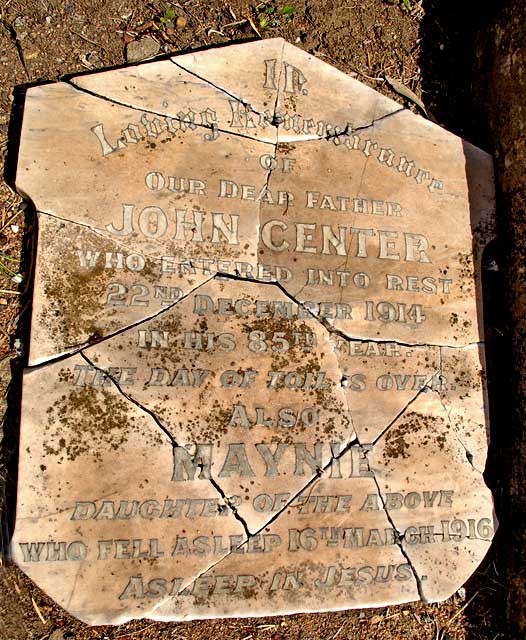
[125,37,160,63]
[12,38,496,625]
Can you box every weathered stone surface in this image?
[12,38,496,624]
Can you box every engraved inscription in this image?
[12,38,496,625]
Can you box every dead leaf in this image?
[385,75,427,116]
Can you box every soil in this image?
[0,1,511,639]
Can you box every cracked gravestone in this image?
[11,38,496,624]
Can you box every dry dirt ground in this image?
[0,1,506,639]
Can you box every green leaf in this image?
[280,5,295,15]
[164,7,176,19]
[259,15,269,28]
[401,0,412,9]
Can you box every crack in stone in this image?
[78,351,251,536]
[371,375,439,446]
[207,475,250,538]
[126,350,359,617]
[437,347,483,473]
[277,106,405,144]
[214,271,481,351]
[65,562,83,611]
[65,78,276,147]
[35,209,168,266]
[307,107,405,144]
[272,40,287,134]
[147,541,242,619]
[79,350,176,445]
[360,439,427,602]
[150,436,362,614]
[246,437,360,538]
[172,40,287,132]
[227,272,360,536]
[28,273,217,368]
[254,42,285,237]
[435,388,483,474]
[15,489,122,522]
[169,58,266,118]
[350,107,406,135]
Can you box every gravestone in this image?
[12,38,496,624]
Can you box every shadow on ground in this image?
[420,0,521,638]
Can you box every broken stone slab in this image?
[153,455,423,621]
[11,38,496,625]
[30,212,217,364]
[75,276,356,533]
[13,355,246,624]
[71,53,279,144]
[257,133,494,346]
[367,388,495,602]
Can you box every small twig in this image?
[0,289,21,295]
[332,625,344,639]
[384,612,400,620]
[312,49,338,64]
[435,590,482,639]
[0,209,22,234]
[446,589,481,626]
[71,29,107,52]
[31,597,47,625]
[349,66,385,82]
[221,19,248,29]
[242,13,261,38]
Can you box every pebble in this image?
[176,16,187,29]
[14,338,24,356]
[125,37,160,63]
